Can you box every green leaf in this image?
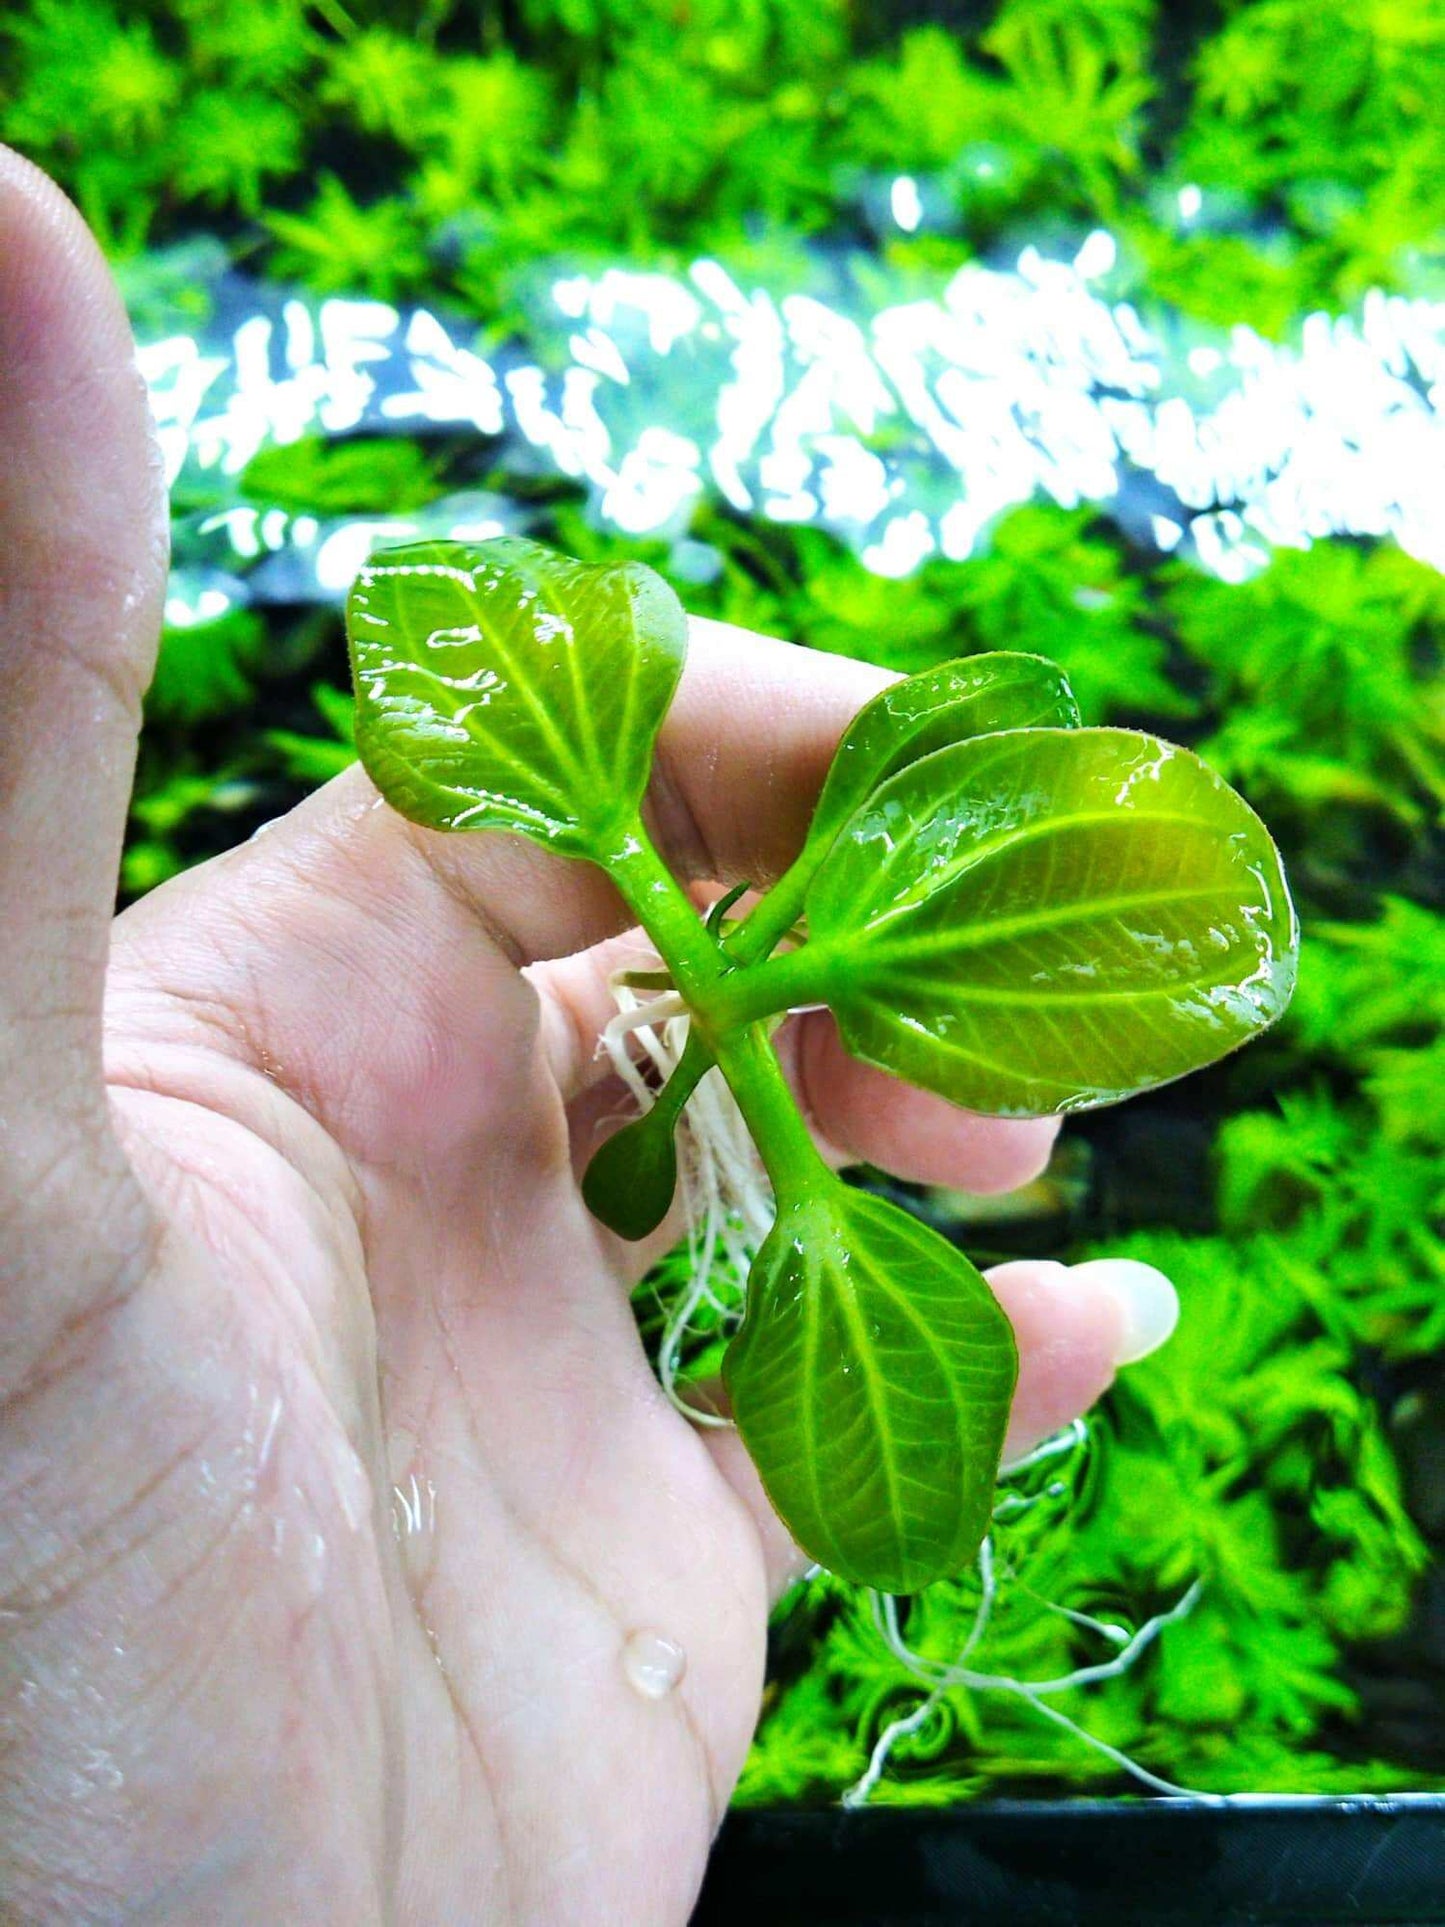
[724,1184,1017,1593]
[802,727,1298,1116]
[347,536,688,858]
[806,653,1081,869]
[581,1107,679,1241]
[581,1026,712,1240]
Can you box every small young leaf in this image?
[581,1027,713,1240]
[347,536,687,857]
[801,727,1298,1115]
[581,1108,679,1242]
[724,1184,1017,1593]
[744,655,1083,954]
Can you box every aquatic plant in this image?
[346,533,1296,1591]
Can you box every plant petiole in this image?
[604,825,832,1201]
[608,858,822,1153]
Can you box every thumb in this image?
[0,149,167,1364]
[0,148,166,1112]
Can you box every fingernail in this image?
[1069,1258,1179,1365]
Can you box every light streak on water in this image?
[135,216,1445,627]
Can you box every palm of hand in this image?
[78,783,772,1923]
[1,148,1122,1923]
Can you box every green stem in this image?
[612,851,818,1133]
[701,942,829,1033]
[647,1027,714,1131]
[712,1023,830,1202]
[604,828,730,1004]
[729,857,812,966]
[604,827,829,1201]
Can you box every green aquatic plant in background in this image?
[742,1227,1432,1802]
[4,0,1442,1798]
[4,0,1441,318]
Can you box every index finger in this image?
[647,616,892,894]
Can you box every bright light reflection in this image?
[135,232,1445,623]
[891,176,923,233]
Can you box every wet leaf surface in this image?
[725,1183,1017,1593]
[803,727,1298,1115]
[347,536,687,858]
[806,652,1081,867]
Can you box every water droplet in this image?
[621,1630,686,1701]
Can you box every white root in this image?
[605,966,771,1427]
[846,1539,999,1808]
[846,1562,1208,1805]
[842,1419,1212,1805]
[599,991,690,1110]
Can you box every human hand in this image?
[0,149,1171,1923]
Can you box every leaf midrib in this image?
[838,806,1216,937]
[363,566,592,795]
[853,958,1277,1008]
[818,1218,983,1580]
[853,880,1245,966]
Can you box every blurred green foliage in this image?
[3,0,1443,1802]
[4,0,1441,314]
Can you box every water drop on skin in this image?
[622,1630,687,1700]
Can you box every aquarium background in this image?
[3,0,1441,1802]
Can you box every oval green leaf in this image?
[347,536,687,857]
[580,1026,716,1240]
[724,1185,1017,1593]
[581,1106,679,1241]
[802,727,1298,1116]
[808,653,1081,863]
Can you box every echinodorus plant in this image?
[347,536,1298,1594]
